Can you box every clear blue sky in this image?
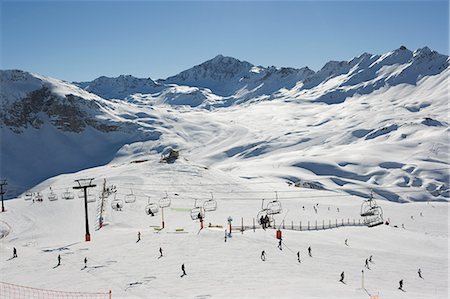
[1,1,448,82]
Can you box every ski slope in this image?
[0,157,448,298]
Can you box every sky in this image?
[0,1,448,82]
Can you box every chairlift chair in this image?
[203,193,217,212]
[360,196,378,217]
[35,192,43,201]
[257,209,272,225]
[190,207,205,220]
[48,188,58,201]
[125,189,136,203]
[111,199,124,211]
[159,191,171,208]
[62,190,74,200]
[266,200,282,215]
[24,192,33,201]
[146,202,159,216]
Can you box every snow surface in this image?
[0,158,448,298]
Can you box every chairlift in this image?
[125,189,136,203]
[62,189,74,200]
[146,203,159,216]
[203,192,217,212]
[24,192,33,201]
[257,209,273,225]
[48,188,58,201]
[35,192,43,202]
[360,193,378,217]
[360,192,384,227]
[159,191,171,208]
[190,207,205,220]
[111,199,124,211]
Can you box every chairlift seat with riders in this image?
[111,198,124,210]
[146,203,159,216]
[257,209,273,225]
[62,190,74,200]
[190,207,205,220]
[48,188,58,201]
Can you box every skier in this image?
[368,255,373,263]
[418,268,423,279]
[261,250,266,261]
[13,247,17,258]
[149,209,154,217]
[420,212,423,217]
[344,239,348,246]
[224,230,227,242]
[198,213,204,229]
[116,202,121,211]
[339,271,345,283]
[136,231,141,243]
[84,257,87,268]
[398,279,404,291]
[297,251,301,263]
[337,207,340,213]
[277,238,283,251]
[57,254,61,266]
[260,215,265,230]
[302,206,305,211]
[264,215,270,227]
[180,264,186,277]
[308,246,312,257]
[365,258,370,269]
[159,247,163,258]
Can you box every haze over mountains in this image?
[0,46,448,203]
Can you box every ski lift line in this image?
[111,189,439,201]
[111,185,440,195]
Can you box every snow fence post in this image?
[253,218,255,232]
[241,217,244,234]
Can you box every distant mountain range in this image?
[72,46,448,106]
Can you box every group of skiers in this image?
[259,214,271,229]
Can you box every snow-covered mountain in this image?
[0,46,448,201]
[74,75,162,100]
[0,70,161,193]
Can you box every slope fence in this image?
[232,218,367,233]
[0,281,111,299]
